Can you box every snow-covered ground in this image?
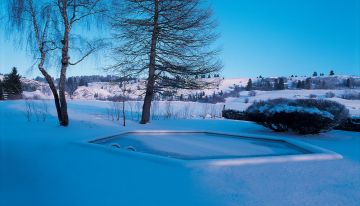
[1,100,360,206]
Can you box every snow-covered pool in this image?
[89,131,342,165]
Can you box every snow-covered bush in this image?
[325,92,335,98]
[222,109,248,121]
[335,116,360,132]
[248,90,256,97]
[246,98,349,134]
[309,94,317,98]
[340,91,360,100]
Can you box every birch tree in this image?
[6,0,108,126]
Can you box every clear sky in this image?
[0,0,359,78]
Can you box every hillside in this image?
[18,75,360,100]
[10,75,359,117]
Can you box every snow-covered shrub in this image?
[309,94,317,98]
[246,98,349,134]
[222,109,248,121]
[340,91,360,100]
[325,92,335,98]
[248,90,256,97]
[335,116,360,132]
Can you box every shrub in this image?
[244,97,249,103]
[341,91,360,100]
[325,92,335,98]
[335,116,360,132]
[245,98,349,134]
[248,90,256,97]
[222,109,248,121]
[309,94,317,98]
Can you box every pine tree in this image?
[0,80,4,100]
[3,67,22,99]
[312,72,318,77]
[246,79,253,91]
[274,79,279,90]
[277,78,285,90]
[305,78,312,89]
[346,78,353,88]
[329,70,335,76]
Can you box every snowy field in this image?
[22,88,360,118]
[1,100,360,206]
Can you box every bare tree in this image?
[118,72,134,126]
[6,0,108,126]
[110,0,222,124]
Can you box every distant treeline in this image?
[246,76,359,91]
[30,74,360,104]
[34,75,138,96]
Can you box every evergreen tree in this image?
[3,67,22,98]
[305,78,312,89]
[346,78,353,88]
[321,80,326,89]
[179,94,184,101]
[312,71,318,77]
[219,90,224,96]
[0,80,4,100]
[277,78,285,90]
[329,70,335,76]
[274,78,279,90]
[245,79,253,91]
[66,77,79,96]
[79,78,88,87]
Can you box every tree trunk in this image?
[39,67,62,123]
[59,31,70,125]
[140,0,159,124]
[122,100,126,127]
[38,53,63,123]
[58,2,70,126]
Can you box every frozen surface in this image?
[1,100,360,206]
[94,132,306,159]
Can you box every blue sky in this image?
[0,0,359,78]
